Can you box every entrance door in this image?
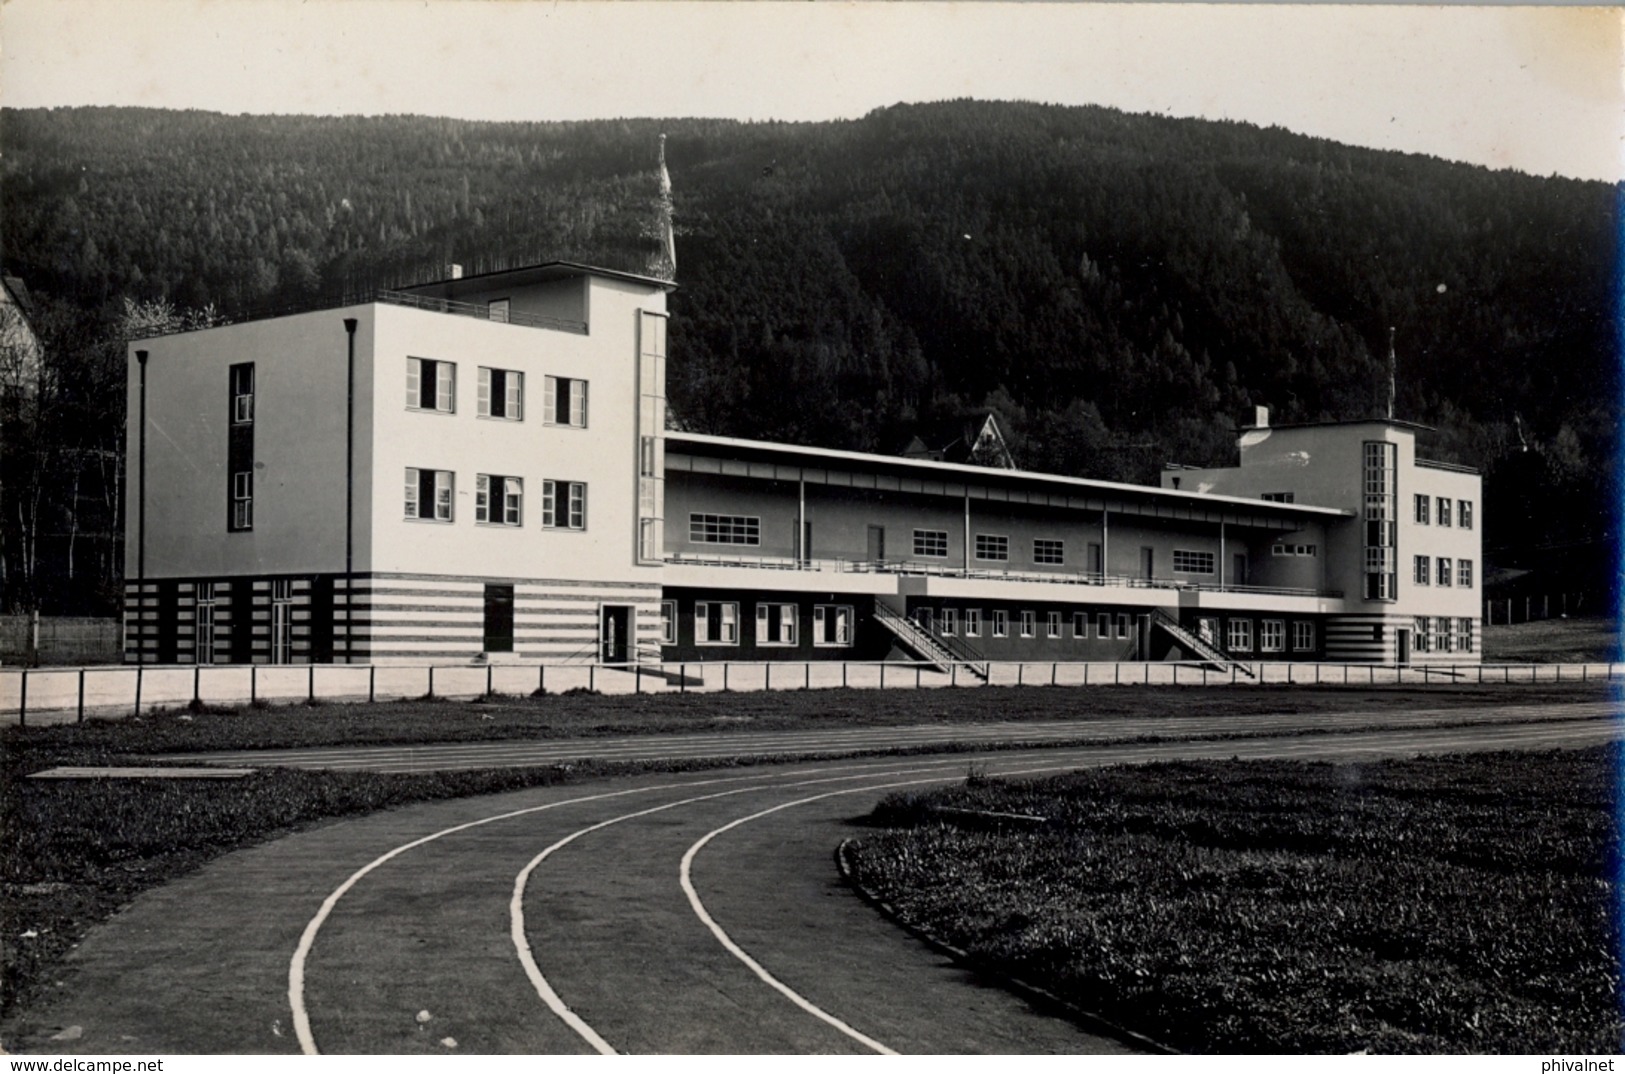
[1233,553,1249,587]
[1395,628,1411,667]
[600,604,632,664]
[483,584,515,653]
[1140,547,1154,581]
[867,525,885,565]
[794,521,813,566]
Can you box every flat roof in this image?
[1243,417,1435,435]
[398,260,677,298]
[666,432,1352,518]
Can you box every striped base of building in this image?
[1323,613,1482,665]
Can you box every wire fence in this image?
[3,658,1618,726]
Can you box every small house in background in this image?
[0,272,44,401]
[900,413,1017,470]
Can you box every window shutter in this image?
[405,468,419,517]
[475,474,489,521]
[722,603,736,642]
[572,380,587,426]
[434,470,452,520]
[695,603,708,642]
[756,604,769,640]
[507,372,522,420]
[543,377,557,425]
[478,368,491,417]
[542,480,556,528]
[436,363,454,412]
[407,359,421,409]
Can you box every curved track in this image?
[12,711,1621,1054]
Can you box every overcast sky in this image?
[2,1,1619,182]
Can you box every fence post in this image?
[369,665,376,703]
[723,663,729,691]
[1083,663,1089,686]
[765,663,771,691]
[77,668,85,723]
[429,665,435,698]
[1052,662,1058,687]
[952,664,958,687]
[915,665,921,688]
[590,665,596,692]
[539,665,546,695]
[309,664,315,703]
[680,664,686,694]
[635,664,642,693]
[879,664,884,689]
[487,665,494,696]
[1017,664,1023,687]
[133,666,142,718]
[842,663,847,689]
[251,665,257,705]
[17,669,26,728]
[194,665,201,705]
[805,663,811,690]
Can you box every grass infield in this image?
[0,681,1614,1038]
[844,746,1622,1053]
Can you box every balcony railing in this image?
[126,288,588,340]
[664,552,1342,599]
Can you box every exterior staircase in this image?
[873,599,990,681]
[1150,609,1256,678]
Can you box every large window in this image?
[478,368,523,420]
[992,610,1009,637]
[231,471,253,531]
[1019,610,1035,638]
[1436,557,1452,587]
[1437,497,1452,528]
[756,603,798,646]
[1458,559,1473,588]
[690,514,760,545]
[1458,618,1475,652]
[407,357,455,412]
[695,602,738,645]
[1415,616,1431,653]
[1414,494,1430,525]
[660,601,677,646]
[1116,614,1131,640]
[1072,612,1086,638]
[1096,613,1111,638]
[975,534,1009,562]
[1261,492,1295,503]
[1292,621,1315,652]
[1227,619,1253,652]
[1438,616,1455,653]
[542,481,587,530]
[1459,501,1473,530]
[965,609,982,638]
[1033,539,1064,565]
[230,363,255,424]
[813,605,854,647]
[543,375,588,427]
[1363,441,1398,600]
[476,474,523,526]
[1173,550,1215,575]
[1047,611,1062,639]
[1414,555,1430,585]
[1260,620,1285,653]
[941,608,958,637]
[194,582,216,665]
[405,468,454,521]
[913,530,948,558]
[271,579,294,664]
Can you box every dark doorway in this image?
[600,604,632,664]
[1140,547,1154,581]
[1396,628,1411,667]
[867,525,885,564]
[483,584,515,653]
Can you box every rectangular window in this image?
[1438,616,1455,653]
[1415,616,1432,653]
[640,436,658,478]
[543,375,588,427]
[542,481,587,530]
[660,601,677,646]
[405,467,454,521]
[1437,557,1452,587]
[1458,560,1473,588]
[1096,613,1111,638]
[912,529,949,558]
[194,583,216,665]
[813,604,854,647]
[1261,492,1295,503]
[1172,550,1216,575]
[1019,610,1035,638]
[1458,618,1475,653]
[1292,621,1315,652]
[695,601,739,645]
[1087,542,1103,575]
[1198,617,1219,644]
[1414,494,1430,524]
[1072,612,1086,638]
[407,357,455,412]
[690,514,760,546]
[1437,497,1452,527]
[975,534,1009,562]
[1363,442,1398,601]
[231,363,255,424]
[1047,611,1061,639]
[756,603,798,646]
[231,471,253,531]
[477,368,524,420]
[1414,555,1430,585]
[1227,619,1253,652]
[271,579,294,664]
[476,474,523,526]
[965,609,981,638]
[488,298,511,323]
[1459,501,1473,530]
[1260,620,1285,653]
[1116,614,1131,640]
[1033,539,1064,565]
[992,610,1009,637]
[941,608,958,637]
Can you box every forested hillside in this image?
[1,102,1616,613]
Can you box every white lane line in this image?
[288,755,977,1055]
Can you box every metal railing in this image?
[666,552,1342,599]
[873,599,990,679]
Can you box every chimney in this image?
[1253,405,1270,428]
[449,263,464,280]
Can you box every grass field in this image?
[1482,616,1620,664]
[845,747,1622,1053]
[1,681,1614,1039]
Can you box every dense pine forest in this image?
[0,102,1617,614]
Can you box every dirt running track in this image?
[8,712,1622,1055]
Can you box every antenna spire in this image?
[1386,326,1396,420]
[648,134,676,280]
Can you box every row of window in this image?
[185,579,296,664]
[406,358,589,426]
[1213,617,1316,653]
[404,468,588,530]
[1414,494,1473,530]
[1415,617,1477,654]
[924,607,1135,641]
[675,601,854,647]
[1412,556,1474,588]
